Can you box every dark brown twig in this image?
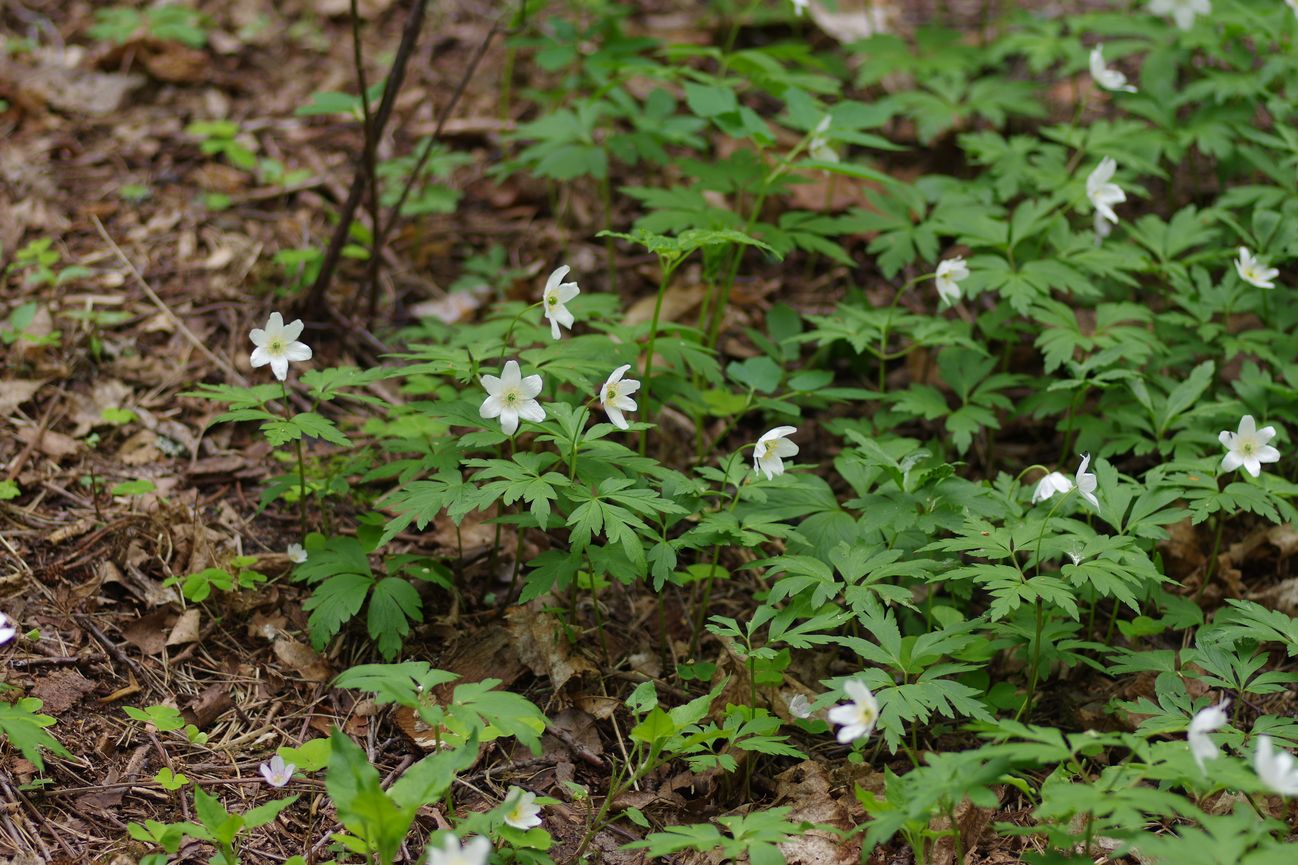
[364,18,505,325]
[301,0,433,317]
[348,0,383,322]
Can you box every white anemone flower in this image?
[480,360,545,436]
[1254,735,1298,796]
[0,612,15,646]
[1188,699,1230,771]
[1288,0,1298,20]
[249,312,312,381]
[1219,415,1280,478]
[542,265,580,340]
[754,426,799,480]
[808,116,837,163]
[1086,158,1126,227]
[1090,45,1137,93]
[788,694,813,719]
[1032,471,1074,504]
[1075,454,1099,509]
[427,835,491,865]
[1235,247,1279,289]
[286,543,308,564]
[1149,0,1211,30]
[598,365,641,430]
[826,680,879,744]
[502,788,543,830]
[259,754,295,788]
[934,257,969,306]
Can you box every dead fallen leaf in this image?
[184,684,233,729]
[0,379,44,417]
[775,761,868,865]
[313,0,394,18]
[506,603,597,692]
[930,792,1000,865]
[166,608,202,646]
[0,52,145,116]
[142,42,209,84]
[623,282,707,328]
[273,638,332,682]
[121,609,173,656]
[17,425,79,459]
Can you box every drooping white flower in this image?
[1149,0,1211,30]
[827,679,879,744]
[427,835,492,865]
[788,694,813,719]
[598,365,641,431]
[1235,247,1279,289]
[249,312,312,381]
[1090,45,1137,93]
[502,788,542,830]
[1075,454,1099,509]
[934,257,969,306]
[791,0,809,16]
[754,426,799,481]
[1254,735,1298,796]
[259,754,295,788]
[1093,211,1113,245]
[1188,699,1230,771]
[286,543,308,564]
[1032,471,1074,504]
[1219,415,1281,478]
[808,115,837,163]
[1086,158,1126,227]
[479,360,545,436]
[0,612,15,646]
[541,265,580,341]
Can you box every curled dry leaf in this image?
[506,602,597,692]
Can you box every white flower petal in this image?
[284,342,312,362]
[520,374,544,399]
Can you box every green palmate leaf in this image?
[327,728,414,865]
[0,698,70,770]
[366,577,422,659]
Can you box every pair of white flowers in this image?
[1187,700,1298,795]
[1031,454,1099,509]
[479,362,640,436]
[791,681,881,745]
[244,264,580,386]
[425,788,541,865]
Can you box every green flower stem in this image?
[1195,511,1226,605]
[639,259,682,455]
[1020,492,1070,718]
[499,300,542,364]
[877,273,931,394]
[282,380,308,537]
[689,449,747,658]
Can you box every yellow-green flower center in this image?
[546,294,558,306]
[268,337,285,354]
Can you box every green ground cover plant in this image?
[5,0,1298,863]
